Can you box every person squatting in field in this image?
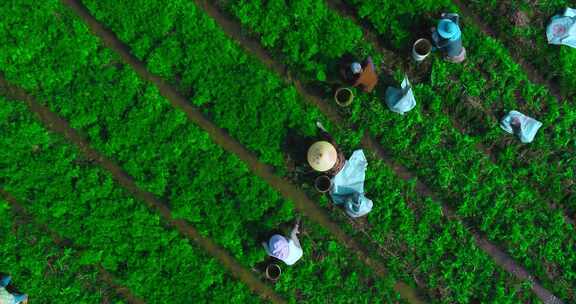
[262,220,303,266]
[432,13,466,63]
[309,122,374,218]
[340,56,378,93]
[307,122,346,177]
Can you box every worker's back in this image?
[354,57,378,93]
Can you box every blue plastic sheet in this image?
[385,76,416,115]
[330,150,373,218]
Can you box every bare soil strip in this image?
[189,0,564,303]
[0,189,146,304]
[60,0,425,303]
[0,75,285,304]
[451,0,565,102]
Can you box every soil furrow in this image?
[190,0,564,303]
[0,189,147,304]
[60,0,424,303]
[0,75,285,304]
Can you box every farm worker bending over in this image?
[500,110,542,143]
[547,7,576,48]
[432,13,466,63]
[262,221,302,266]
[311,122,373,217]
[341,57,378,93]
[0,275,28,304]
[307,122,345,176]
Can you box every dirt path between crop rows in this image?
[190,0,565,302]
[451,0,565,102]
[0,189,146,304]
[60,0,424,303]
[0,75,285,304]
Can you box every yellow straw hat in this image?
[307,141,337,172]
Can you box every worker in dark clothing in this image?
[307,122,345,176]
[340,57,378,93]
[431,13,466,63]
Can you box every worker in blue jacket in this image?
[431,13,466,63]
[0,275,28,304]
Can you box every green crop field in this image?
[1,0,574,303]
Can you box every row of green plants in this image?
[212,0,575,300]
[344,0,576,219]
[80,0,536,302]
[0,195,119,303]
[460,0,576,98]
[0,97,261,303]
[0,1,404,302]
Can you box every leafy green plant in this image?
[0,97,261,303]
[0,199,117,303]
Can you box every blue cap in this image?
[438,19,461,41]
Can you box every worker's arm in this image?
[319,128,336,146]
[441,13,460,25]
[432,31,451,49]
[328,151,346,176]
[365,57,375,71]
[290,223,301,248]
[262,241,271,254]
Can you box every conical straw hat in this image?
[307,141,337,172]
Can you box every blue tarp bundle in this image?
[330,150,373,218]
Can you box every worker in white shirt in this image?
[262,221,303,266]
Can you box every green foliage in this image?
[0,200,118,303]
[0,98,260,303]
[1,0,575,302]
[0,0,402,302]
